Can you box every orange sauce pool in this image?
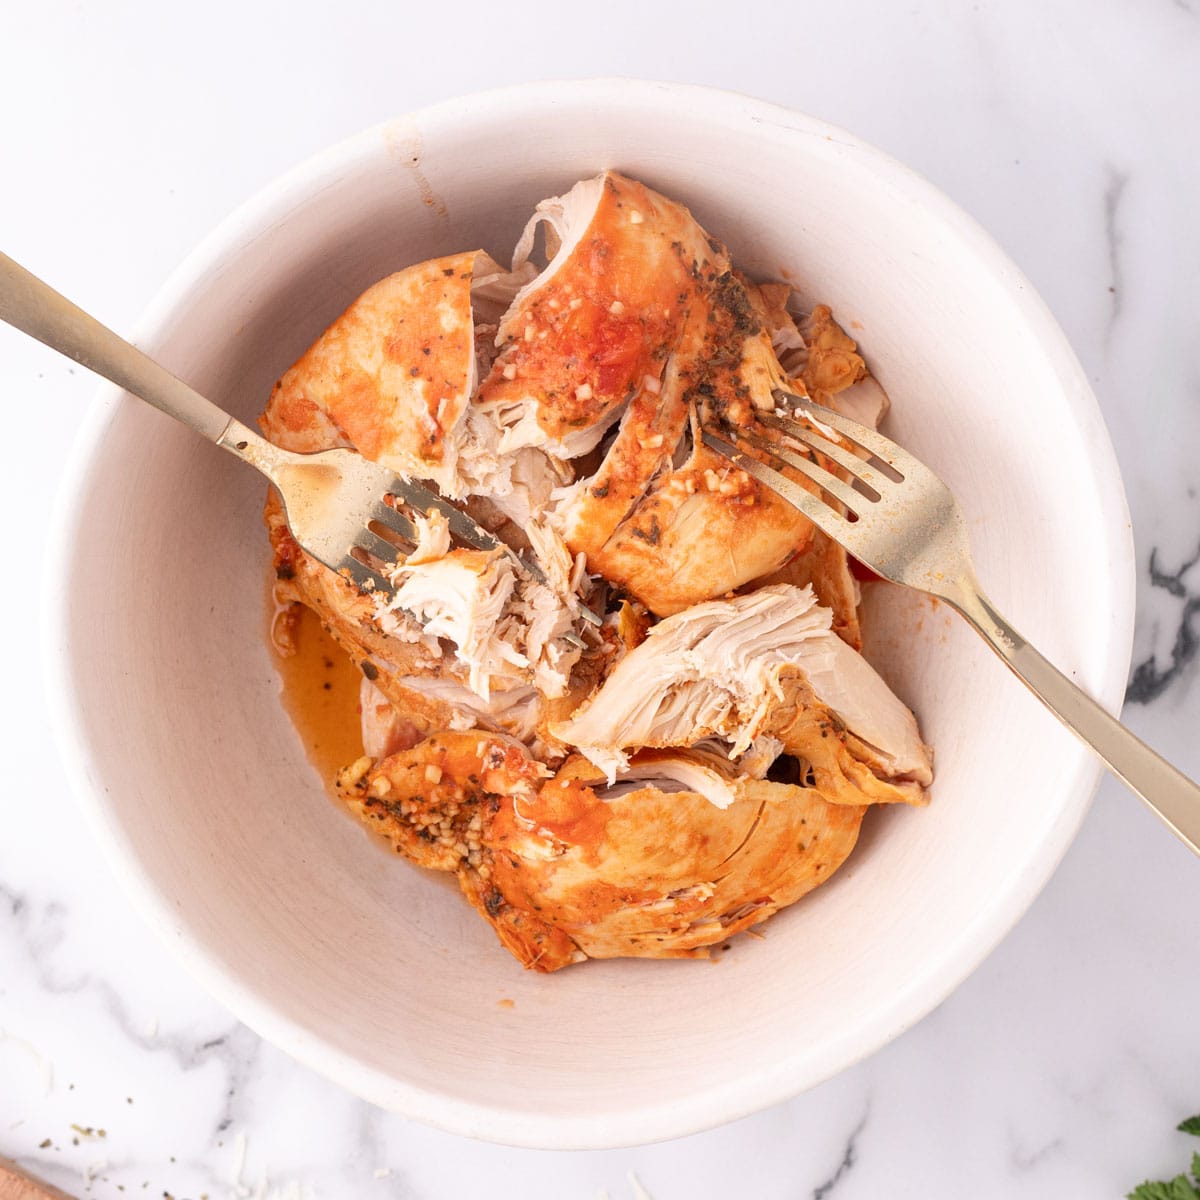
[271,599,363,787]
[268,593,462,887]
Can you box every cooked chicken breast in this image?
[264,251,478,492]
[271,492,571,744]
[262,253,600,750]
[480,173,709,447]
[552,584,932,804]
[471,172,816,616]
[262,172,934,973]
[338,733,863,971]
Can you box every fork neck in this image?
[936,573,1029,661]
[213,416,294,481]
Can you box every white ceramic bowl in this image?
[46,80,1133,1148]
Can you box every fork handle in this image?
[0,251,275,467]
[951,580,1200,856]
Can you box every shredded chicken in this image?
[262,171,935,971]
[552,585,931,800]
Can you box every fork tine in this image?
[369,499,418,542]
[382,476,578,598]
[577,604,603,626]
[357,528,407,566]
[386,477,500,554]
[339,555,393,595]
[731,427,876,511]
[425,501,500,554]
[758,411,887,494]
[775,389,907,475]
[700,430,853,537]
[381,477,561,588]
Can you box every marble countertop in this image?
[3,2,1199,1197]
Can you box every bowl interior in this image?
[51,82,1131,1147]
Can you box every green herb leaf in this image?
[1129,1116,1200,1198]
[1126,1175,1200,1200]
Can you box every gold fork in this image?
[0,251,524,599]
[703,392,1200,857]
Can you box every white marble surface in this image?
[2,2,1199,1197]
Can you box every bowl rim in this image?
[42,77,1136,1149]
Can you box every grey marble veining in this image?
[1127,541,1200,705]
[810,1109,869,1200]
[2,1,1199,1197]
[1102,167,1129,345]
